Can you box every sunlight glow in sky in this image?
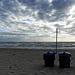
[0,0,75,42]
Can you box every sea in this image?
[0,42,75,50]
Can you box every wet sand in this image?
[0,48,75,75]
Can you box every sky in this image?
[0,0,75,42]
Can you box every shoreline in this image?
[0,47,75,51]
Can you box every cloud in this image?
[17,0,75,22]
[0,32,28,35]
[18,0,52,19]
[52,0,75,9]
[0,0,75,42]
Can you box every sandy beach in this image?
[0,48,75,75]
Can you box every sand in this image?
[0,48,75,75]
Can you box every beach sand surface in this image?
[0,48,75,75]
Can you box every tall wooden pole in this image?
[56,28,58,54]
